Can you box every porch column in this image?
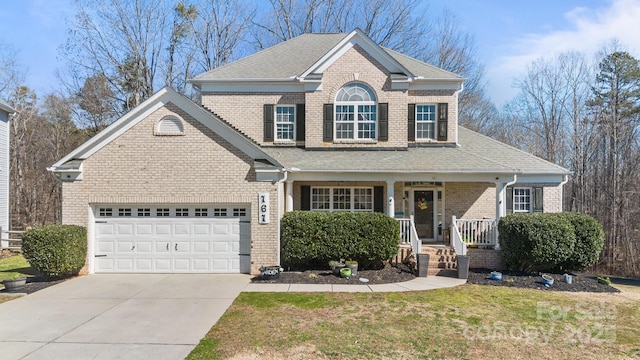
[286,180,294,212]
[386,180,395,217]
[495,181,506,220]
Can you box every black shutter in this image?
[296,104,305,141]
[506,187,513,214]
[374,186,384,213]
[437,103,448,141]
[323,104,333,142]
[408,104,415,141]
[263,104,274,142]
[301,186,311,211]
[533,187,544,212]
[378,103,388,141]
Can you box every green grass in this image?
[188,284,640,360]
[0,254,35,288]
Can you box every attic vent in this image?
[155,117,185,136]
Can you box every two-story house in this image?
[49,30,569,275]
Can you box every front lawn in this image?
[188,284,640,359]
[0,253,34,303]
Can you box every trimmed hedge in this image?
[280,211,400,269]
[22,225,87,279]
[557,212,605,271]
[498,213,576,272]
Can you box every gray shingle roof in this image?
[261,127,569,175]
[192,32,463,81]
[0,98,16,113]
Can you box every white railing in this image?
[450,215,466,256]
[0,227,25,250]
[454,217,498,247]
[397,216,421,255]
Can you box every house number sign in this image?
[259,192,270,224]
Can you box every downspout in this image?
[495,174,517,250]
[559,174,569,211]
[275,168,288,266]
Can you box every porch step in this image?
[421,246,458,276]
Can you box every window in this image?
[416,104,436,140]
[176,208,189,217]
[156,208,170,217]
[137,208,151,217]
[195,208,208,217]
[118,208,132,217]
[513,187,531,212]
[99,208,113,217]
[335,83,377,140]
[311,187,373,212]
[275,105,295,141]
[213,208,228,217]
[233,208,247,217]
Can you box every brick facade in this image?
[61,102,278,274]
[201,45,458,149]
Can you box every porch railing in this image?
[397,216,421,255]
[450,215,466,256]
[453,217,498,248]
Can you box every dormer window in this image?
[334,83,377,140]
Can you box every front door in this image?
[413,190,435,240]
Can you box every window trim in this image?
[334,83,378,141]
[310,186,374,212]
[415,104,437,141]
[513,187,532,213]
[274,105,296,142]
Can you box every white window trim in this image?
[311,187,374,212]
[513,187,532,213]
[334,83,378,141]
[415,104,437,141]
[274,105,296,142]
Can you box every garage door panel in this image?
[156,224,172,235]
[94,204,249,273]
[136,241,153,253]
[136,224,153,235]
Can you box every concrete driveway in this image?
[0,274,250,360]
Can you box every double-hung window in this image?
[335,83,377,140]
[311,187,373,212]
[513,187,531,212]
[275,105,295,141]
[416,104,436,140]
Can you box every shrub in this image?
[557,212,605,271]
[280,211,399,269]
[22,225,87,279]
[498,213,576,272]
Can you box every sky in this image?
[1,0,640,106]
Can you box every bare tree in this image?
[0,42,27,99]
[63,0,173,113]
[252,0,429,55]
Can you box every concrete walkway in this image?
[244,275,467,292]
[0,274,250,360]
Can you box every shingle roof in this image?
[261,127,569,175]
[0,98,16,113]
[192,32,463,81]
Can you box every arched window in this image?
[155,117,184,135]
[335,83,377,140]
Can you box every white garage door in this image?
[94,205,250,273]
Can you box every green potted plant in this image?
[2,274,27,290]
[345,260,358,276]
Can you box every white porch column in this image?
[386,180,395,217]
[495,181,506,220]
[286,180,294,212]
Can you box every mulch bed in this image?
[251,263,620,294]
[1,277,68,295]
[252,263,416,285]
[467,268,620,293]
